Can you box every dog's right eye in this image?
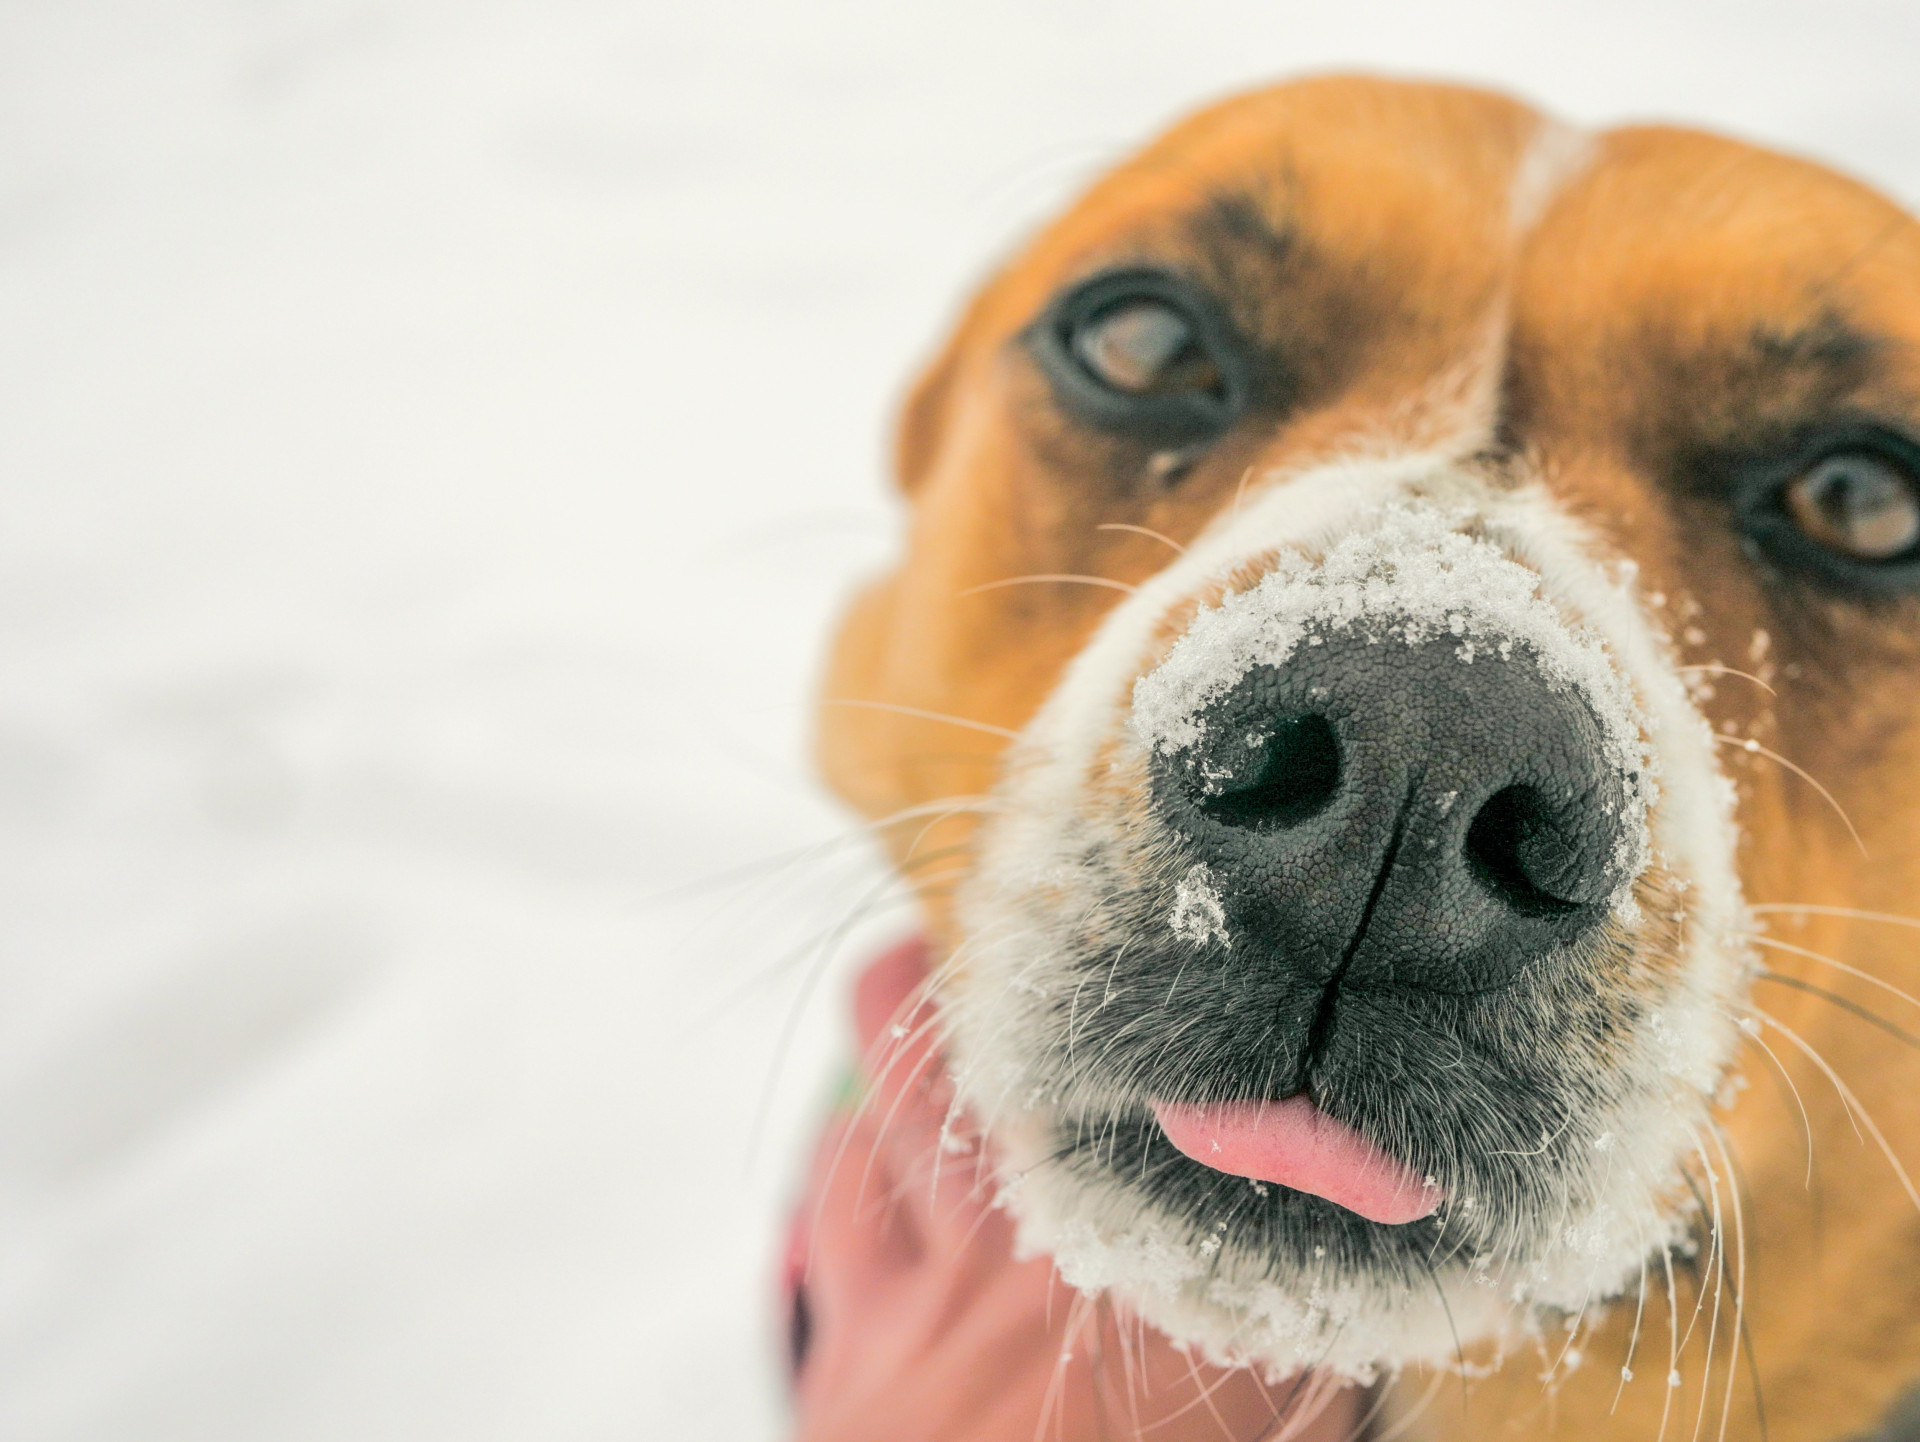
[1030,270,1249,450]
[1072,300,1217,396]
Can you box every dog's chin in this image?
[981,1108,1494,1384]
[978,1095,1696,1384]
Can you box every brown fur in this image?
[818,75,1920,1440]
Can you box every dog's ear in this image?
[892,331,964,496]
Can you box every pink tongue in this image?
[1152,1095,1442,1225]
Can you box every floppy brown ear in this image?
[892,332,965,496]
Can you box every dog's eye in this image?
[1029,270,1248,450]
[1072,300,1219,397]
[1735,428,1920,592]
[1783,450,1920,561]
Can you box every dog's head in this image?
[819,76,1920,1380]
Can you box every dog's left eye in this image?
[1737,429,1920,590]
[1783,450,1920,561]
[1029,270,1248,449]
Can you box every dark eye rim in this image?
[1026,268,1252,449]
[1735,423,1920,594]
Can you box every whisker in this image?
[1231,464,1257,523]
[1278,1372,1348,1442]
[658,793,990,903]
[1335,1374,1401,1442]
[1132,1340,1245,1436]
[1236,1355,1282,1442]
[1754,934,1920,1014]
[1731,1014,1817,1187]
[803,969,957,1266]
[1244,1325,1348,1442]
[1709,1122,1769,1442]
[1611,1253,1649,1414]
[1094,1296,1140,1434]
[1084,1294,1115,1442]
[1034,1290,1093,1442]
[1368,1369,1446,1442]
[1175,1346,1238,1440]
[1546,1286,1595,1387]
[691,881,918,1037]
[1756,1009,1920,1215]
[743,862,952,1169]
[821,697,1021,741]
[1096,522,1187,555]
[959,573,1138,598]
[1657,1242,1680,1442]
[844,1026,949,1232]
[903,799,994,862]
[1756,971,1920,1054]
[1677,663,1777,696]
[1750,902,1920,933]
[1713,735,1867,857]
[1416,1252,1468,1387]
[1674,1163,1720,1370]
[1699,1128,1746,1442]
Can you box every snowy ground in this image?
[5,3,1920,1438]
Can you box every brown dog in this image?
[814,75,1920,1440]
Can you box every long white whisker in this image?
[903,798,994,862]
[1034,1289,1093,1442]
[1369,1369,1447,1442]
[1657,1242,1680,1442]
[1700,1143,1728,1442]
[821,697,1021,740]
[1757,1010,1920,1215]
[960,573,1138,598]
[664,793,992,903]
[743,866,935,1170]
[1706,1123,1751,1442]
[1675,1148,1721,1369]
[1754,934,1920,1014]
[1612,1253,1650,1413]
[1684,1136,1726,1442]
[1231,464,1257,523]
[1750,902,1920,932]
[1677,663,1776,696]
[1096,522,1187,555]
[1732,1015,1817,1187]
[1714,735,1867,857]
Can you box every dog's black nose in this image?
[1154,630,1629,993]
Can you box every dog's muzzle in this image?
[951,479,1738,1377]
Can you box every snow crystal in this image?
[1169,863,1230,947]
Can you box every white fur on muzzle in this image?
[943,454,1753,1381]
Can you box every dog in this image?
[810,74,1920,1440]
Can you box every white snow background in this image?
[5,3,1920,1438]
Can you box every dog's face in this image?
[819,77,1920,1383]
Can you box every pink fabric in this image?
[780,936,1363,1441]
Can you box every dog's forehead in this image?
[1511,125,1920,443]
[984,77,1546,337]
[981,76,1920,387]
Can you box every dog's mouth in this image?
[944,470,1749,1376]
[1150,1095,1443,1224]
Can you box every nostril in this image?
[1463,785,1594,917]
[1199,713,1341,829]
